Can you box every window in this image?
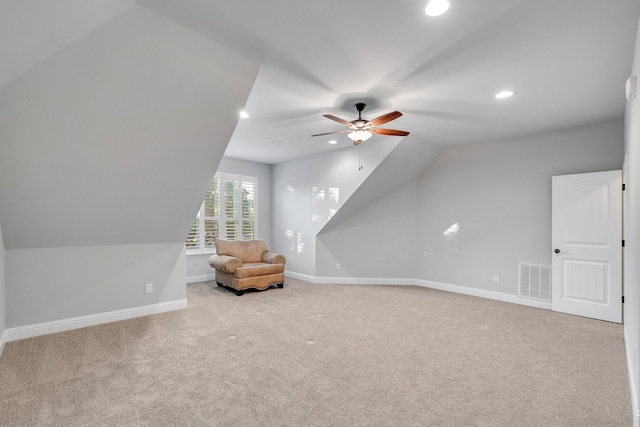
[186,172,257,252]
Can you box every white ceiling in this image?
[139,0,640,164]
[2,0,639,166]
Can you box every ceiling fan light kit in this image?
[348,130,373,145]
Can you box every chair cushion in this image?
[235,262,284,279]
[215,238,268,263]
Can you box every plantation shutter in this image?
[241,180,256,240]
[186,218,199,249]
[185,173,258,251]
[204,178,219,217]
[203,178,220,248]
[224,178,240,240]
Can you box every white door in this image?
[551,170,622,323]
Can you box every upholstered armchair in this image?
[209,238,286,296]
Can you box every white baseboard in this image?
[416,279,552,310]
[284,270,318,283]
[186,273,216,284]
[625,327,640,427]
[0,329,7,358]
[285,271,551,310]
[5,299,188,343]
[285,270,416,286]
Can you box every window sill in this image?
[186,250,216,257]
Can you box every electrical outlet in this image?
[145,283,153,294]
[493,274,499,283]
[336,263,341,270]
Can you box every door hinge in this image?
[623,183,626,191]
[623,240,626,247]
[622,296,625,303]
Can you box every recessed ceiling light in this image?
[495,90,515,99]
[239,111,250,118]
[425,0,451,16]
[328,140,338,145]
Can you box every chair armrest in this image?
[209,255,243,274]
[261,251,286,265]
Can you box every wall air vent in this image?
[519,263,551,301]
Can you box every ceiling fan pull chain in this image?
[359,144,363,171]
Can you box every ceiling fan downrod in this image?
[352,103,368,128]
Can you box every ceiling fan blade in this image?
[367,111,403,127]
[310,129,349,137]
[370,128,410,137]
[323,114,352,126]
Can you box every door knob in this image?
[554,249,560,254]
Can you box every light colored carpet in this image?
[0,278,632,426]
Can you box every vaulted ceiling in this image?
[140,0,640,164]
[0,0,639,249]
[3,0,639,165]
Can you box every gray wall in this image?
[185,253,216,284]
[415,119,624,294]
[624,17,640,421]
[272,139,400,276]
[0,6,260,331]
[0,219,5,346]
[317,182,417,279]
[312,119,623,287]
[319,135,444,236]
[7,243,185,328]
[185,156,273,283]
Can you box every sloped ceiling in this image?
[0,0,136,89]
[0,5,260,249]
[141,0,640,164]
[138,0,640,237]
[1,0,639,250]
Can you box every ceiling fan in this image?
[311,103,410,145]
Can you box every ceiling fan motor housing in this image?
[351,103,369,129]
[310,102,409,140]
